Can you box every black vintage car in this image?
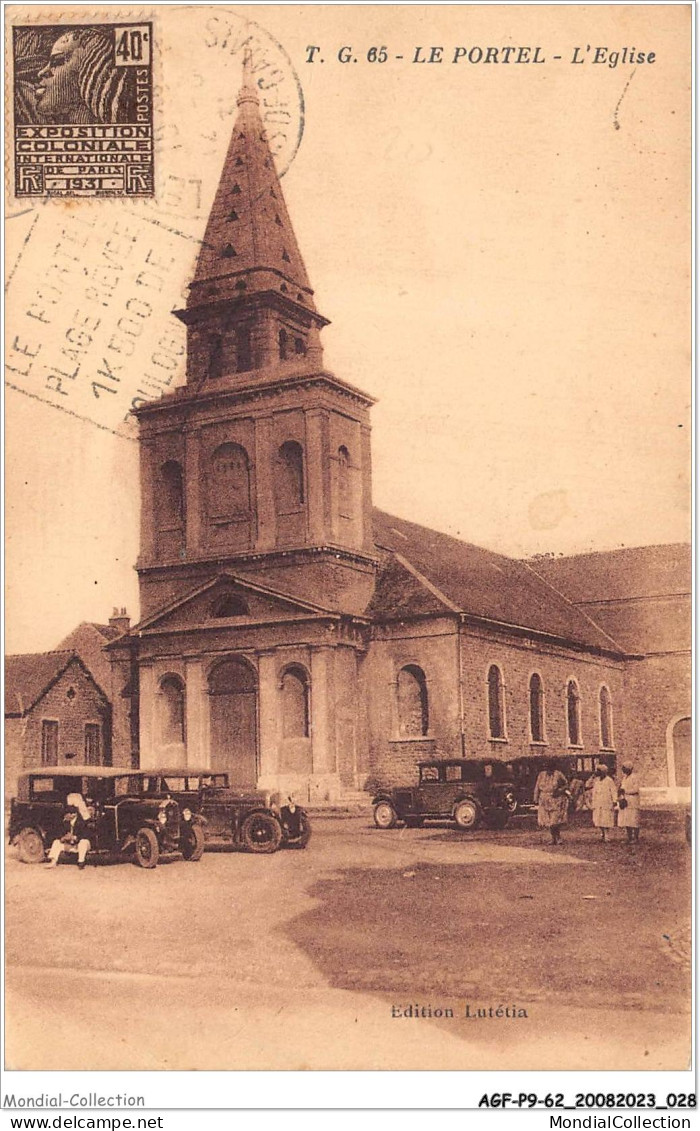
[372,758,517,831]
[9,767,204,868]
[504,753,619,815]
[137,769,311,854]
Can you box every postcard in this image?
[4,4,691,1076]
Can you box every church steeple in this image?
[175,54,327,384]
[135,54,376,619]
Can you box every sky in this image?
[5,4,691,654]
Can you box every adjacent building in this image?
[5,651,111,794]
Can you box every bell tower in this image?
[134,57,377,620]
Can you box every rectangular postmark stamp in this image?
[12,22,154,197]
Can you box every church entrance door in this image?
[208,658,258,788]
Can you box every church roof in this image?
[524,543,691,604]
[187,56,319,317]
[371,509,624,654]
[60,621,122,643]
[524,544,691,656]
[4,650,103,716]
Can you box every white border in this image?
[1,0,695,1118]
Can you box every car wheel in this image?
[16,827,46,864]
[241,813,283,854]
[286,814,312,849]
[180,825,205,862]
[454,799,480,831]
[404,816,424,828]
[135,827,159,868]
[373,801,398,829]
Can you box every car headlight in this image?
[158,810,168,826]
[182,808,192,822]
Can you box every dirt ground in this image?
[5,809,691,1071]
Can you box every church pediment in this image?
[133,574,337,636]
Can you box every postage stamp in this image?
[12,22,154,196]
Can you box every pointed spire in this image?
[186,53,321,319]
[237,47,258,107]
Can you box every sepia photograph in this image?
[4,3,692,1079]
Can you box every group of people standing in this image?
[533,760,641,846]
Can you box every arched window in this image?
[159,676,185,745]
[566,679,582,746]
[338,445,352,517]
[210,593,249,618]
[294,337,306,355]
[278,328,288,360]
[209,658,257,695]
[159,461,184,529]
[599,686,613,749]
[397,665,429,737]
[281,665,310,739]
[487,665,506,739]
[208,442,251,523]
[276,441,305,512]
[529,673,545,743]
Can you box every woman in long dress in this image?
[591,763,617,841]
[533,759,570,845]
[617,762,641,843]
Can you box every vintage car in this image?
[137,769,311,854]
[503,753,619,815]
[372,758,517,831]
[9,767,204,868]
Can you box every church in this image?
[106,65,690,806]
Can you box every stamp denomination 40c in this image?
[13,22,154,197]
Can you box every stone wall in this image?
[363,617,626,790]
[458,625,625,762]
[622,652,691,794]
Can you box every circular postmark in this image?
[154,7,305,220]
[197,8,304,177]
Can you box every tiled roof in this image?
[524,544,691,603]
[58,621,121,644]
[371,509,623,654]
[5,650,76,716]
[87,622,122,642]
[54,623,119,696]
[525,545,691,655]
[366,552,454,619]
